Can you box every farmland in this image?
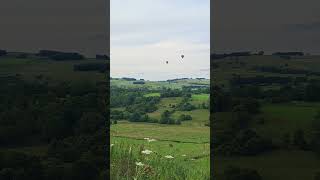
[110,78,210,179]
[212,55,320,180]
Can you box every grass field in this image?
[111,78,209,90]
[144,93,161,97]
[110,79,210,179]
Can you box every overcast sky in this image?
[111,0,210,81]
[212,0,320,54]
[0,0,109,57]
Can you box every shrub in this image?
[223,166,262,180]
[179,114,192,121]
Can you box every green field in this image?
[110,79,210,179]
[144,93,161,97]
[111,78,209,90]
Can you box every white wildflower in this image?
[181,154,187,157]
[148,139,156,142]
[141,149,152,155]
[143,137,150,140]
[164,155,174,159]
[135,162,144,166]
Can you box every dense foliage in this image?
[0,74,108,179]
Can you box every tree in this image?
[179,114,192,121]
[223,166,262,180]
[76,112,105,134]
[293,129,307,150]
[160,110,171,124]
[71,160,99,180]
[129,112,141,122]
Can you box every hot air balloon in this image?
[166,61,168,64]
[181,55,185,59]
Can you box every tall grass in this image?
[110,142,209,180]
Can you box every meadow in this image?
[110,78,210,179]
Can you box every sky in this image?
[111,0,210,81]
[0,0,109,57]
[212,0,320,54]
[1,0,318,67]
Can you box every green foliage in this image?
[160,110,171,124]
[75,112,105,134]
[215,129,273,156]
[223,166,262,180]
[293,129,307,150]
[179,114,192,121]
[71,160,99,180]
[160,88,183,98]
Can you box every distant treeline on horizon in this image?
[111,77,208,82]
[211,51,308,60]
[0,49,110,61]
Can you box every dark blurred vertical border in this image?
[210,0,214,179]
[210,0,320,179]
[0,0,110,179]
[106,0,111,178]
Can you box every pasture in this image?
[110,79,210,179]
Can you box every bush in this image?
[129,112,141,122]
[215,129,273,156]
[178,102,196,111]
[293,129,307,150]
[71,160,99,180]
[160,110,175,124]
[179,114,192,121]
[223,166,262,180]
